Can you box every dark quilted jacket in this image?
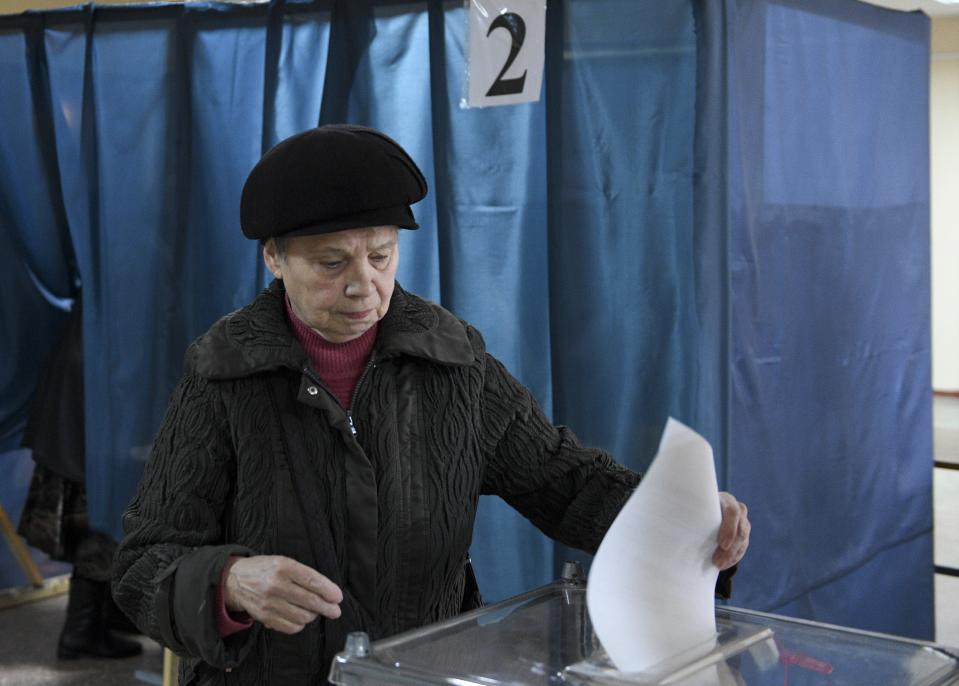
[112,280,641,685]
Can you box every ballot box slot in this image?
[563,620,776,685]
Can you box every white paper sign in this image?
[464,0,546,108]
[587,418,722,674]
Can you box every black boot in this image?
[57,575,143,659]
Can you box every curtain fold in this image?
[0,17,76,447]
[545,0,705,573]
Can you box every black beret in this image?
[240,124,428,240]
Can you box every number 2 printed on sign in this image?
[465,0,545,108]
[486,13,527,97]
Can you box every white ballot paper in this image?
[587,417,721,674]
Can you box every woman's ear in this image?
[262,239,283,280]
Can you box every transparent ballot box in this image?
[329,566,959,686]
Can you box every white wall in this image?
[932,17,959,392]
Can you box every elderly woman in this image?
[112,125,750,686]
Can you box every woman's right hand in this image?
[223,555,343,634]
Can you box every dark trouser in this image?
[18,464,142,659]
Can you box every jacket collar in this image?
[187,280,475,380]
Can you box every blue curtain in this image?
[545,2,708,572]
[704,0,933,638]
[0,0,702,603]
[0,0,933,638]
[0,16,78,451]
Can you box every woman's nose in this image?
[344,262,375,297]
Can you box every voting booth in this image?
[329,567,959,686]
[0,0,935,640]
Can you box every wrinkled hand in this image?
[713,492,750,570]
[223,555,343,634]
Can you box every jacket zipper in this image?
[302,358,376,438]
[345,357,377,437]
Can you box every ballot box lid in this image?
[328,578,959,686]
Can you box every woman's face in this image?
[263,225,399,343]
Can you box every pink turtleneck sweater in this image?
[283,294,378,408]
